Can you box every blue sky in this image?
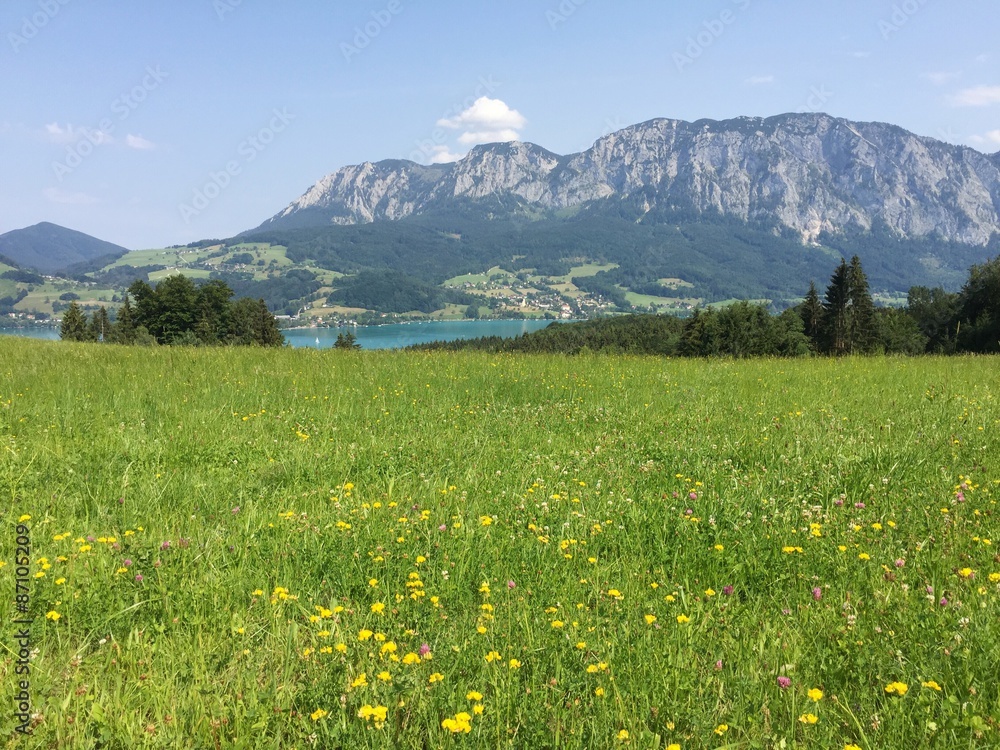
[2,0,998,249]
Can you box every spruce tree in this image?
[820,259,850,355]
[88,306,112,342]
[800,281,824,349]
[254,299,283,347]
[112,294,137,344]
[60,301,88,341]
[847,255,878,353]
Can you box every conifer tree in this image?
[112,293,137,345]
[847,255,878,353]
[800,281,824,349]
[254,298,283,347]
[820,259,850,355]
[88,306,112,342]
[60,301,88,341]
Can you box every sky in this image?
[1,0,999,250]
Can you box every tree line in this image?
[414,255,1000,357]
[60,274,283,347]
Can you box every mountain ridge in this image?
[0,222,130,274]
[253,112,1000,247]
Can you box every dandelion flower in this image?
[808,688,823,702]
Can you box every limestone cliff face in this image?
[256,113,1000,246]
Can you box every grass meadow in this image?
[1,338,999,749]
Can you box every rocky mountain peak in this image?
[254,113,1000,246]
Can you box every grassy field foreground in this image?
[1,339,999,748]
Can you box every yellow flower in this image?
[335,643,347,654]
[714,544,724,552]
[358,704,388,729]
[377,671,392,682]
[351,673,368,689]
[607,589,622,599]
[958,568,974,579]
[358,629,373,641]
[595,687,606,696]
[442,713,472,734]
[884,681,908,696]
[576,641,587,649]
[45,610,61,621]
[921,680,942,692]
[55,578,66,585]
[858,553,870,561]
[368,578,379,587]
[485,650,501,663]
[402,652,420,665]
[78,544,92,553]
[667,745,680,750]
[379,642,397,657]
[252,589,264,597]
[551,620,564,628]
[18,514,31,522]
[508,658,522,669]
[704,588,716,597]
[480,516,493,526]
[371,602,385,614]
[989,573,1000,583]
[616,729,629,741]
[310,708,328,721]
[472,703,484,715]
[428,672,444,684]
[644,614,657,625]
[845,745,863,750]
[466,691,483,701]
[676,614,690,624]
[807,688,823,702]
[714,724,728,735]
[798,713,819,725]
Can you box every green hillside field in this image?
[1,338,998,748]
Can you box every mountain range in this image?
[6,113,1000,319]
[255,112,1000,247]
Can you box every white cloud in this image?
[969,130,1000,146]
[125,134,155,150]
[44,122,113,145]
[438,97,526,146]
[852,51,871,59]
[43,187,98,205]
[427,144,464,164]
[924,71,960,86]
[950,85,1000,107]
[745,75,774,86]
[457,129,522,146]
